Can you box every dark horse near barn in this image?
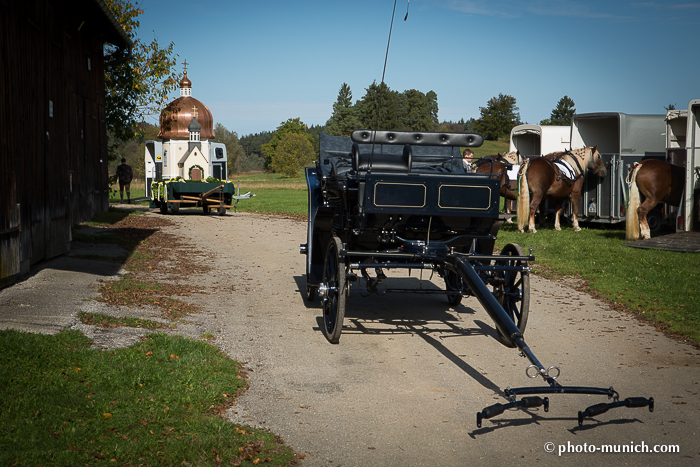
[625,159,685,240]
[474,151,521,222]
[517,146,607,233]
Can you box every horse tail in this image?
[625,164,642,240]
[517,161,530,232]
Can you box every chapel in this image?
[150,63,226,181]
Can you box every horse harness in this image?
[542,150,585,186]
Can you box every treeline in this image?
[109,80,575,178]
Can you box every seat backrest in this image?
[352,143,412,172]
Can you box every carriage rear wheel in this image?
[493,243,530,347]
[321,236,347,344]
[443,269,464,306]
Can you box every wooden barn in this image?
[0,0,132,288]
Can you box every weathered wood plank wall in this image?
[0,0,123,287]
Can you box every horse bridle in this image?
[585,148,605,175]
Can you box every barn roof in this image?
[74,0,134,49]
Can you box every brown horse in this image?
[625,159,685,240]
[517,146,606,233]
[474,151,521,222]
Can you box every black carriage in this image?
[302,130,653,426]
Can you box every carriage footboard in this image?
[446,255,655,427]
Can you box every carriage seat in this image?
[352,142,412,173]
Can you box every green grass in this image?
[495,222,700,343]
[471,140,510,159]
[78,312,173,330]
[109,186,149,204]
[0,330,297,466]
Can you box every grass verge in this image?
[78,311,173,330]
[495,222,700,344]
[0,330,298,466]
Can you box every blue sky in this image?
[136,0,700,137]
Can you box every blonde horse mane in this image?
[625,164,642,240]
[516,160,530,232]
[502,150,522,165]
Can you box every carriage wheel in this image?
[493,243,530,347]
[321,236,347,344]
[203,205,210,214]
[443,269,464,306]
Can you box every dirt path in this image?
[134,210,697,467]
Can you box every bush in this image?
[271,133,314,177]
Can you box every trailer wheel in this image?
[444,270,464,306]
[321,236,346,344]
[493,243,530,347]
[217,206,227,216]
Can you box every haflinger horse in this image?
[474,151,521,222]
[517,146,606,233]
[625,159,685,240]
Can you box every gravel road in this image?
[137,210,697,467]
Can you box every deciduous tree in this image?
[262,118,316,171]
[271,133,315,177]
[474,94,521,141]
[213,123,245,175]
[104,0,179,159]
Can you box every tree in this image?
[104,0,179,159]
[360,81,400,130]
[404,89,438,131]
[213,123,245,175]
[474,94,521,141]
[540,96,576,126]
[261,118,316,171]
[326,83,362,136]
[271,133,315,177]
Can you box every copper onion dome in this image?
[157,71,215,140]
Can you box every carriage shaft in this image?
[448,255,557,386]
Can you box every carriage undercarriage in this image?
[302,130,653,427]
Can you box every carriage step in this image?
[578,397,654,426]
[476,396,548,428]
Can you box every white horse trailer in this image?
[567,113,667,228]
[664,100,700,232]
[509,124,571,158]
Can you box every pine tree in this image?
[541,96,576,126]
[326,83,362,136]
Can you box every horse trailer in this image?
[565,112,667,228]
[509,124,571,158]
[664,100,700,232]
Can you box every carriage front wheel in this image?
[321,236,347,344]
[493,243,530,347]
[443,270,464,306]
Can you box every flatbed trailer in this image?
[150,180,254,215]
